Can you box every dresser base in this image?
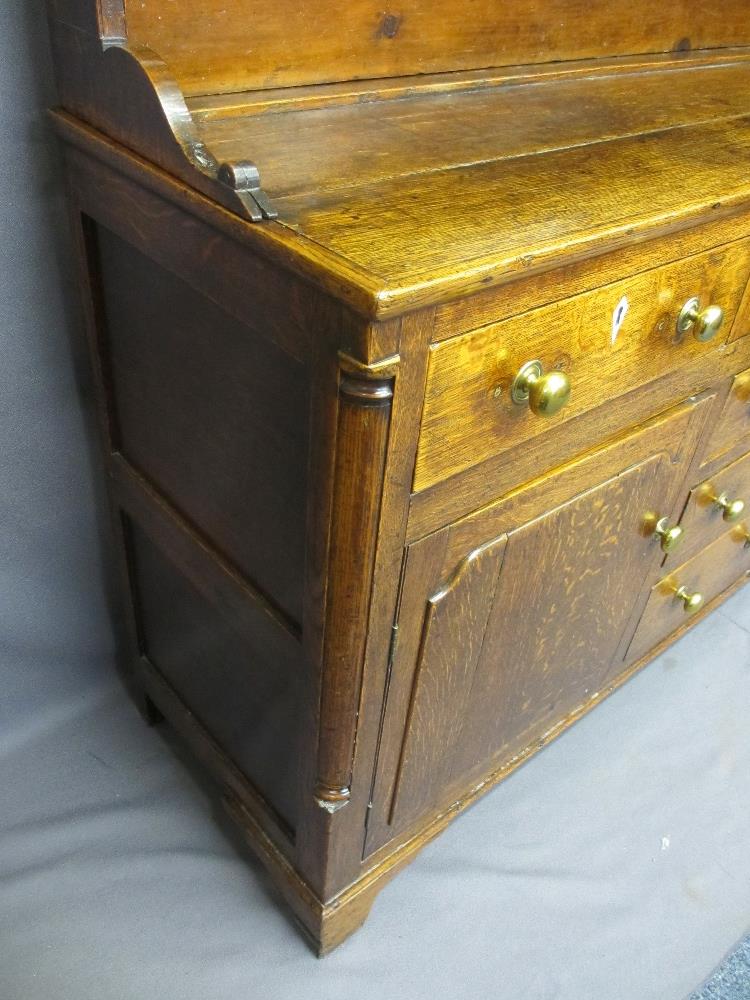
[133,573,748,954]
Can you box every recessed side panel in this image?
[126,516,303,835]
[92,223,309,626]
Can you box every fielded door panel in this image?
[364,395,713,856]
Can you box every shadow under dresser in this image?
[45,0,750,953]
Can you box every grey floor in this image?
[2,586,750,1000]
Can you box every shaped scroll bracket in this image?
[47,2,277,223]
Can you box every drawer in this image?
[628,529,750,664]
[667,448,750,565]
[415,240,750,493]
[700,366,750,468]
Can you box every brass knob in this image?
[711,491,746,522]
[511,360,571,417]
[674,585,704,615]
[731,525,750,549]
[677,297,724,343]
[654,516,685,554]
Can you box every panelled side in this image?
[79,215,311,838]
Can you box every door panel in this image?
[365,395,712,856]
[700,366,750,467]
[447,461,665,787]
[386,533,507,827]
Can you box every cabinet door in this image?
[365,396,711,854]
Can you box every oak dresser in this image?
[46,0,750,954]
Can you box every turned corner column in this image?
[312,353,398,815]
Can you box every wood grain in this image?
[197,63,750,203]
[274,117,750,314]
[53,104,750,322]
[367,395,705,850]
[627,528,750,663]
[313,366,395,811]
[669,449,750,563]
[124,0,750,96]
[415,241,750,492]
[386,534,507,827]
[431,210,750,344]
[408,340,750,542]
[701,367,750,468]
[188,50,750,119]
[94,223,310,625]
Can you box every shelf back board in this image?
[121,0,750,98]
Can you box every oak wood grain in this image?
[367,395,706,850]
[53,105,750,323]
[124,0,750,96]
[386,533,507,828]
[431,210,750,343]
[669,448,750,563]
[195,63,750,211]
[313,366,395,812]
[700,367,750,468]
[415,241,750,492]
[627,528,750,663]
[408,338,750,542]
[361,567,750,876]
[188,50,750,119]
[274,117,750,314]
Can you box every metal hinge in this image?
[218,160,278,222]
[386,621,399,667]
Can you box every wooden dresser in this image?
[46,0,750,954]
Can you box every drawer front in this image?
[669,448,750,564]
[415,241,750,493]
[700,366,750,468]
[628,530,750,664]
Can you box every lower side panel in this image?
[125,516,304,837]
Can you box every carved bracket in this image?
[47,1,276,221]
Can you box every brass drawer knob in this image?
[710,490,746,522]
[654,516,685,554]
[677,297,724,343]
[674,585,704,615]
[511,360,571,417]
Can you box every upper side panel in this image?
[123,0,750,96]
[94,224,310,626]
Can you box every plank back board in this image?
[123,0,750,97]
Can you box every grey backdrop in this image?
[1,6,749,999]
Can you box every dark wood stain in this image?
[95,225,309,626]
[376,13,403,40]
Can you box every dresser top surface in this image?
[46,1,750,316]
[189,58,750,312]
